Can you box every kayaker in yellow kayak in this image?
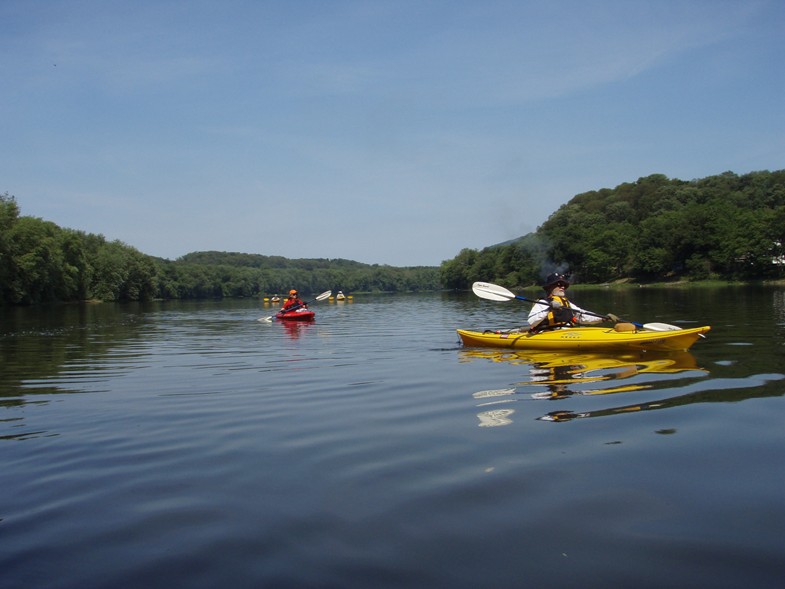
[528,273,619,332]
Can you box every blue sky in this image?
[2,1,783,266]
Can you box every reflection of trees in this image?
[774,290,785,323]
[0,303,158,440]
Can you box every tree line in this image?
[440,170,785,289]
[4,169,784,305]
[0,193,439,305]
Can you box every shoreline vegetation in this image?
[441,169,785,292]
[3,169,784,306]
[51,278,785,306]
[521,278,785,292]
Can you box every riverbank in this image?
[519,277,785,293]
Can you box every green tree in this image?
[5,216,65,304]
[440,248,478,290]
[0,193,21,303]
[445,169,785,285]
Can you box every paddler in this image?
[281,289,306,311]
[528,273,619,332]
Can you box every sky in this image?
[1,0,783,267]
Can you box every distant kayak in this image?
[276,308,315,321]
[457,325,710,352]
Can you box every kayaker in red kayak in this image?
[528,273,619,332]
[281,289,306,311]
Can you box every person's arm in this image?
[527,300,551,329]
[571,303,616,324]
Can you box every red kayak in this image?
[276,308,315,321]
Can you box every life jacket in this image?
[532,295,577,331]
[282,297,304,310]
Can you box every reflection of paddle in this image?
[258,290,332,322]
[472,281,682,332]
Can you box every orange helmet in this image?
[289,289,298,296]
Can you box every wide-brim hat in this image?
[543,273,570,290]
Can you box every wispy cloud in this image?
[1,0,781,265]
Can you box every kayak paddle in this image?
[258,290,332,322]
[471,281,682,332]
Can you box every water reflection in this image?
[1,292,784,587]
[536,371,785,422]
[477,408,516,427]
[281,319,315,340]
[465,348,708,426]
[774,289,785,323]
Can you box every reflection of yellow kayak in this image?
[468,347,708,426]
[464,348,703,394]
[457,326,710,352]
[459,348,700,373]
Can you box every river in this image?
[1,287,783,588]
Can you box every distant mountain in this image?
[178,251,373,270]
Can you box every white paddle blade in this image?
[471,282,515,302]
[643,322,682,332]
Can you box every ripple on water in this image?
[1,295,784,587]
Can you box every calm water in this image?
[1,288,784,588]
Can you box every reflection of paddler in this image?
[529,362,585,399]
[528,357,658,398]
[282,319,311,339]
[466,348,705,409]
[468,348,707,425]
[531,349,702,398]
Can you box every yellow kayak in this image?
[457,325,710,352]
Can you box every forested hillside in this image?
[171,251,440,297]
[5,169,783,305]
[0,193,439,305]
[441,170,785,289]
